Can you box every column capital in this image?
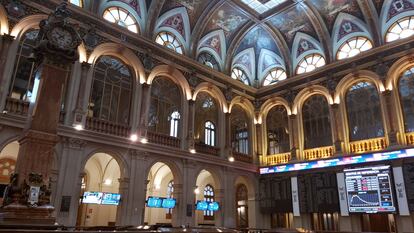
[289,114,297,120]
[81,61,91,69]
[1,34,15,43]
[61,136,86,149]
[381,89,392,96]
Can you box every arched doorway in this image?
[76,153,121,227]
[0,141,19,203]
[144,162,175,226]
[195,169,220,226]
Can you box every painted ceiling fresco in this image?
[268,4,318,46]
[83,0,414,87]
[308,0,364,32]
[160,0,210,28]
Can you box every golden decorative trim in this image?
[303,146,334,160]
[406,132,414,145]
[349,137,387,154]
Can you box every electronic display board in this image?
[344,166,396,213]
[82,192,103,204]
[101,193,121,205]
[147,197,176,209]
[196,201,220,211]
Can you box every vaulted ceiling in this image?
[80,0,414,88]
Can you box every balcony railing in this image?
[85,117,131,137]
[4,97,29,116]
[233,151,253,163]
[195,142,220,156]
[147,131,180,148]
[261,152,291,166]
[349,137,387,154]
[406,132,414,145]
[303,146,334,160]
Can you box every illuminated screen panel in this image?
[196,201,208,211]
[147,197,163,208]
[83,191,103,204]
[162,198,176,209]
[101,193,121,205]
[344,166,396,213]
[260,148,414,174]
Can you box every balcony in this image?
[4,97,29,116]
[303,146,333,160]
[85,117,131,137]
[349,137,387,154]
[233,151,253,163]
[195,142,220,156]
[147,131,180,148]
[261,152,291,166]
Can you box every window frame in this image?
[296,53,326,75]
[155,32,184,54]
[103,6,139,33]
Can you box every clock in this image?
[49,26,74,50]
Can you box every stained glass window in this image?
[386,16,414,42]
[103,7,139,33]
[337,37,372,60]
[296,54,326,74]
[204,185,214,218]
[263,68,287,86]
[155,32,184,54]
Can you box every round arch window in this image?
[103,7,139,33]
[386,16,414,42]
[155,32,184,54]
[263,68,287,86]
[336,36,372,60]
[296,54,326,74]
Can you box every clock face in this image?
[50,27,73,49]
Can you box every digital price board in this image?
[344,166,396,213]
[195,201,220,211]
[101,193,121,205]
[82,192,121,205]
[260,148,414,174]
[146,197,176,209]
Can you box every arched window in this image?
[149,77,182,136]
[267,105,290,154]
[198,52,220,70]
[302,95,332,149]
[386,16,414,42]
[236,184,249,228]
[231,106,249,155]
[399,67,414,132]
[263,68,287,86]
[169,111,180,137]
[204,185,215,218]
[8,29,39,102]
[296,53,326,75]
[69,0,83,7]
[103,7,139,33]
[195,93,219,147]
[205,121,216,146]
[346,82,384,141]
[88,56,133,125]
[231,68,250,85]
[155,32,184,54]
[336,36,373,60]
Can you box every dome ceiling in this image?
[87,0,414,87]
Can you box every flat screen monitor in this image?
[101,193,121,205]
[208,202,219,211]
[196,201,208,211]
[162,198,176,209]
[147,197,163,208]
[83,191,103,204]
[344,165,396,213]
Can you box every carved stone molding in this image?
[61,137,86,149]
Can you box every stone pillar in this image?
[218,111,226,158]
[0,3,83,224]
[187,100,195,151]
[72,62,91,127]
[172,183,184,227]
[181,160,197,227]
[224,112,232,158]
[116,178,130,225]
[214,188,225,227]
[223,173,236,228]
[139,83,151,139]
[0,34,14,111]
[289,114,298,160]
[54,137,86,226]
[382,90,399,146]
[256,122,263,165]
[330,104,343,154]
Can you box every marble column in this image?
[330,104,343,154]
[382,90,399,146]
[289,114,298,160]
[139,83,151,139]
[224,113,232,158]
[187,100,195,151]
[72,62,91,127]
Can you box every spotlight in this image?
[74,124,83,131]
[130,134,138,142]
[194,187,200,194]
[228,157,235,162]
[140,137,148,144]
[190,149,196,154]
